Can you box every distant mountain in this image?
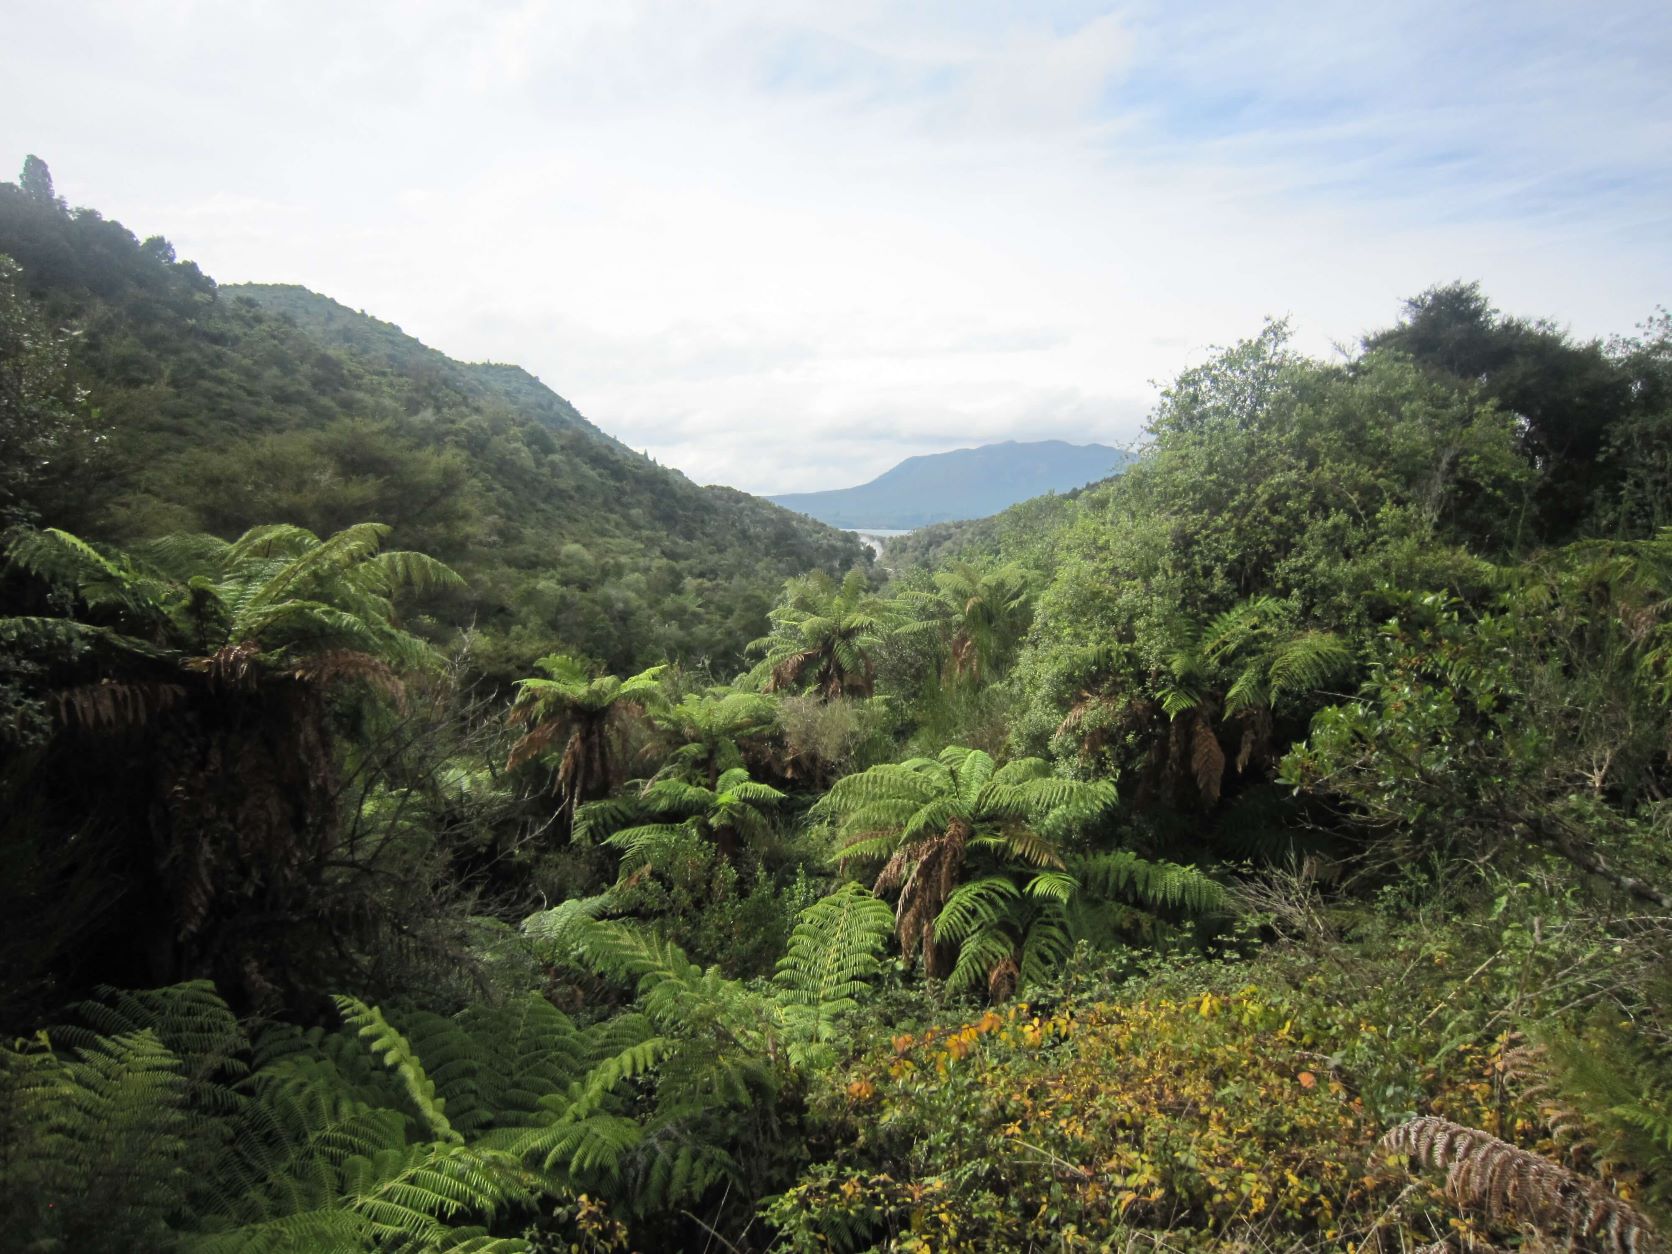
[770,440,1132,530]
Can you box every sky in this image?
[5,1,1671,495]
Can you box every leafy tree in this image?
[1367,281,1638,542]
[19,155,64,213]
[817,746,1114,980]
[0,254,99,526]
[1282,536,1672,907]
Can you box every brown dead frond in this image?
[1499,1042,1599,1170]
[55,679,186,732]
[872,844,910,895]
[1190,710,1225,806]
[1235,706,1274,773]
[987,954,1019,1002]
[290,649,403,702]
[768,650,819,693]
[184,641,263,692]
[1378,1116,1659,1253]
[886,818,970,978]
[505,717,563,771]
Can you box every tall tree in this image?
[1367,282,1635,542]
[18,156,64,214]
[0,255,96,526]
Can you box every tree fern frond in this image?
[773,883,894,1044]
[1024,870,1079,903]
[944,929,1018,997]
[333,998,462,1145]
[1074,850,1225,913]
[935,877,1020,943]
[1265,629,1353,699]
[374,548,465,593]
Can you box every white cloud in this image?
[4,1,1669,494]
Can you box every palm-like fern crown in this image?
[1159,595,1351,719]
[819,745,1114,860]
[817,746,1115,983]
[746,569,894,699]
[651,687,777,780]
[4,522,462,701]
[507,655,667,787]
[153,521,463,674]
[896,561,1035,683]
[578,764,786,869]
[512,654,667,721]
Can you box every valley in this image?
[2,153,1668,1253]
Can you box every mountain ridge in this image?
[226,282,633,451]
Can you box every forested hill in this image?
[0,168,866,677]
[227,282,627,450]
[770,438,1131,528]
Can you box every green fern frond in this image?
[945,930,1018,997]
[333,997,462,1145]
[935,877,1021,944]
[1265,630,1353,699]
[1024,870,1079,903]
[374,548,465,593]
[1074,850,1224,913]
[773,883,894,1043]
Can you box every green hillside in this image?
[0,172,866,678]
[226,282,625,448]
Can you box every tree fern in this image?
[822,744,1114,986]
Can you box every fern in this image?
[334,997,467,1147]
[2,983,601,1249]
[1075,850,1226,914]
[0,1026,192,1249]
[821,744,1115,987]
[934,876,1023,944]
[1379,1116,1657,1253]
[773,883,894,1046]
[1540,1020,1672,1223]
